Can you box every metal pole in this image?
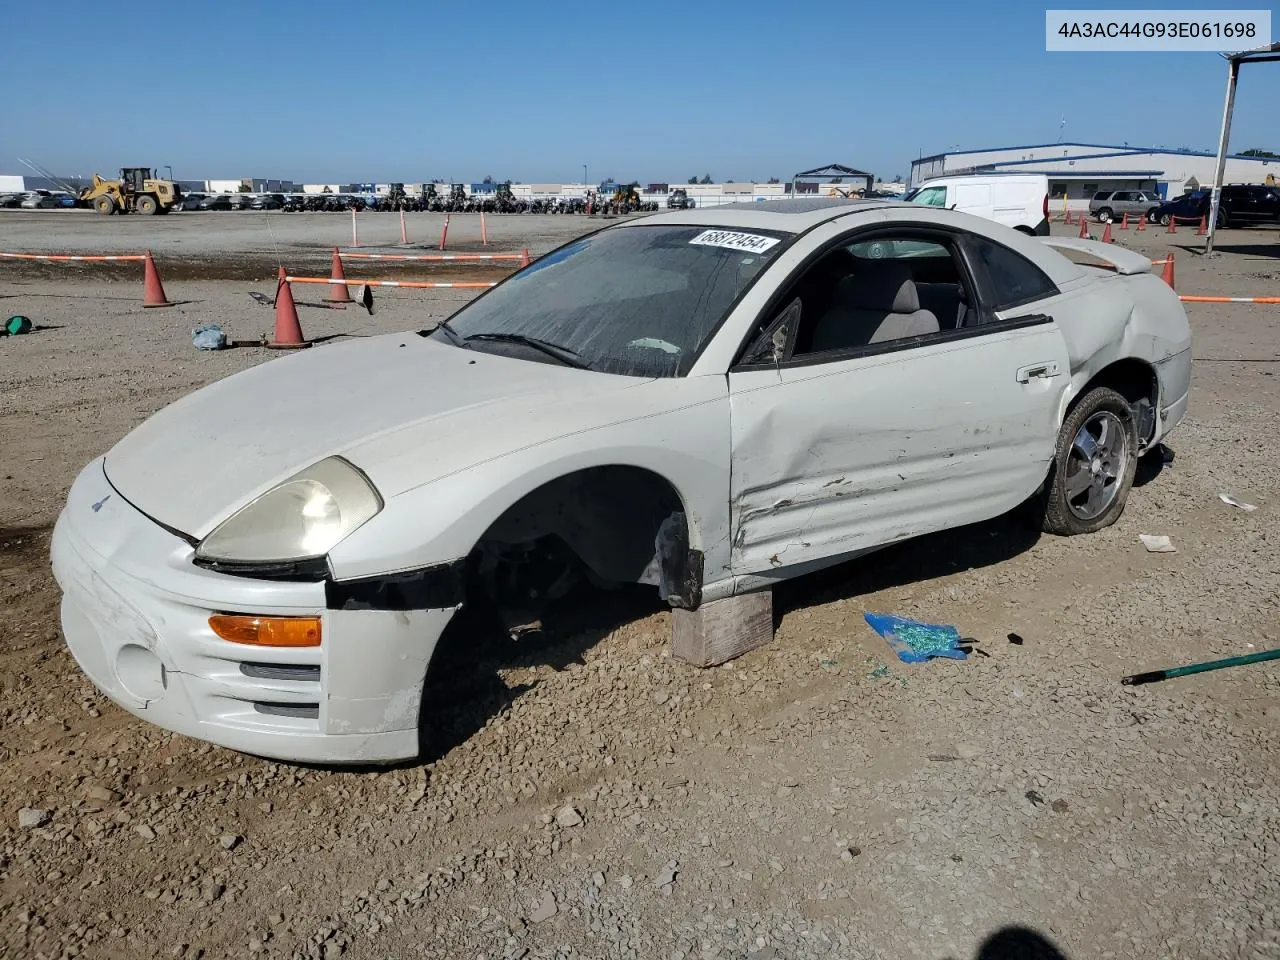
[1205,57,1240,255]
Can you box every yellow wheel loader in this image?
[79,168,181,215]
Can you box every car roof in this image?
[619,198,893,234]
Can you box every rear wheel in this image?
[1096,208,1113,223]
[1215,208,1228,229]
[93,195,116,215]
[1037,387,1139,536]
[136,195,158,215]
[1157,213,1169,225]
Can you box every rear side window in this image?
[1093,191,1111,201]
[966,238,1058,310]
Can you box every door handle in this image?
[1016,362,1061,383]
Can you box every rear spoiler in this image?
[1038,236,1152,275]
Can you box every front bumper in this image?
[1153,347,1192,445]
[50,459,457,764]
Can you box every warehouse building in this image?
[909,142,1280,211]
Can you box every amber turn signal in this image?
[209,615,322,647]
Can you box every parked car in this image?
[904,174,1049,234]
[1151,184,1280,228]
[52,200,1191,763]
[175,193,208,211]
[20,190,61,209]
[197,194,233,211]
[1089,190,1163,223]
[282,194,307,212]
[0,192,25,208]
[250,193,285,211]
[229,194,255,210]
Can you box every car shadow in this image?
[772,509,1042,624]
[1134,442,1173,488]
[1176,241,1280,259]
[416,584,663,765]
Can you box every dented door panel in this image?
[727,324,1071,577]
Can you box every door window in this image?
[741,232,977,362]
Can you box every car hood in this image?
[104,334,646,539]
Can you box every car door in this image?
[1260,187,1280,224]
[726,225,1070,583]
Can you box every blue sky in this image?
[6,0,1276,183]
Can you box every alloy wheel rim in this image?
[1065,411,1128,521]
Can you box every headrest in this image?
[836,263,920,313]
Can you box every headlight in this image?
[196,457,382,563]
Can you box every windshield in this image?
[435,224,788,377]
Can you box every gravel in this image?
[1,220,1278,960]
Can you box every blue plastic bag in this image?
[864,613,967,664]
[192,324,227,351]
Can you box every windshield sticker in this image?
[689,230,780,254]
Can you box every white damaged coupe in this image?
[52,200,1192,763]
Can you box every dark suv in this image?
[1152,184,1280,228]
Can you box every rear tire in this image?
[1037,387,1139,536]
[136,195,158,215]
[93,195,116,215]
[1096,208,1113,223]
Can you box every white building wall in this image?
[0,174,24,192]
[207,179,245,194]
[995,152,1280,196]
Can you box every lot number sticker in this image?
[689,230,780,254]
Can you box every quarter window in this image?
[967,239,1058,310]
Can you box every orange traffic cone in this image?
[268,267,309,349]
[1159,252,1175,290]
[1137,214,1146,232]
[1064,210,1074,225]
[1119,213,1129,230]
[520,248,530,268]
[1166,216,1177,234]
[142,251,170,307]
[325,247,351,306]
[1196,215,1207,236]
[1101,222,1113,243]
[1078,217,1090,239]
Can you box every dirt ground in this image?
[1,212,1278,960]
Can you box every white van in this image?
[903,174,1049,235]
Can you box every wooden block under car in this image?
[671,590,774,667]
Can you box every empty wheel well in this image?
[469,466,700,608]
[1073,359,1159,445]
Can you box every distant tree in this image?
[322,185,332,193]
[238,183,251,193]
[767,177,781,184]
[1241,148,1280,159]
[699,173,712,184]
[688,175,699,184]
[483,175,494,184]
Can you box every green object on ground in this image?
[4,315,32,336]
[1122,647,1280,685]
